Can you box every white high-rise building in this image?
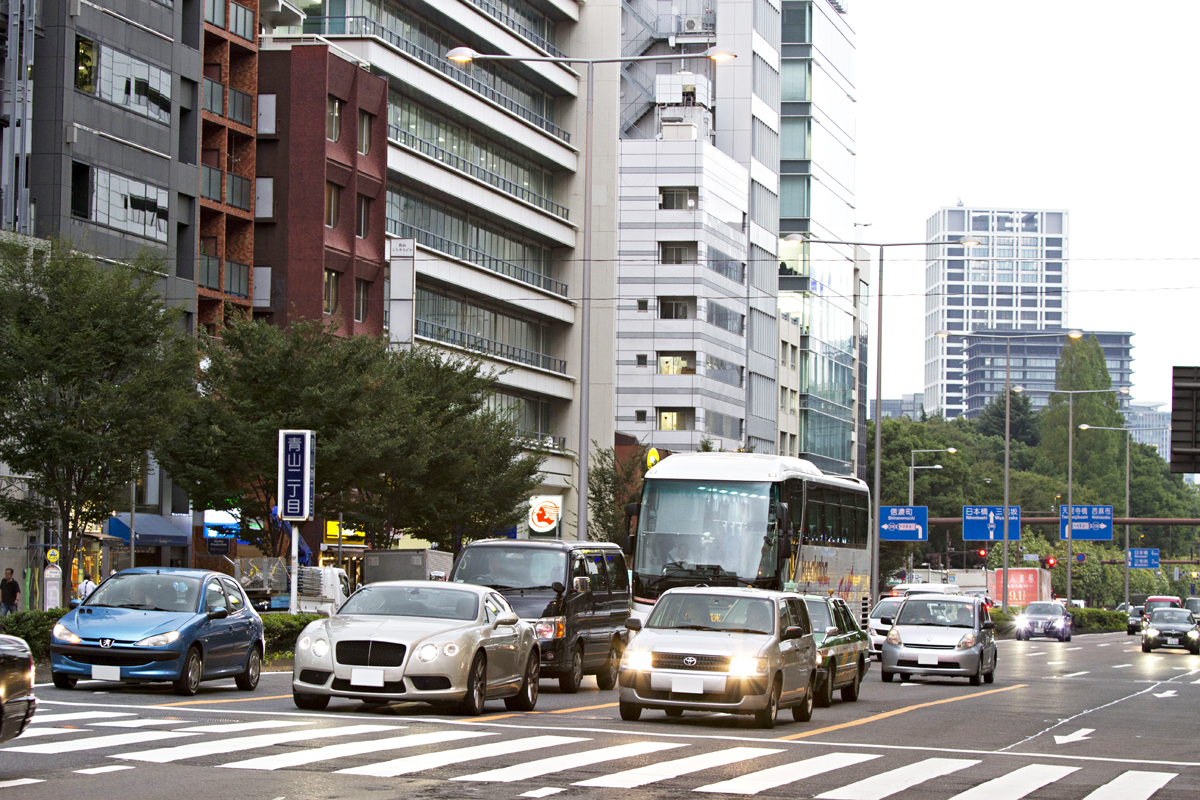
[924,206,1069,419]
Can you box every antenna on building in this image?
[957,198,964,207]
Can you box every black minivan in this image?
[450,539,631,693]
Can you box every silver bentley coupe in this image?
[291,580,540,714]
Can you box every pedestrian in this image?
[78,573,97,601]
[0,569,19,616]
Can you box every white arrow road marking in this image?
[1053,728,1094,745]
[1153,690,1178,698]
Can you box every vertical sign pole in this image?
[338,511,344,572]
[279,430,315,616]
[1067,396,1074,604]
[130,478,137,571]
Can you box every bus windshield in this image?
[633,480,779,597]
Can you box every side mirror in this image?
[783,625,804,640]
[69,598,81,609]
[981,620,995,630]
[495,611,519,627]
[572,576,590,594]
[625,618,642,631]
[551,581,565,595]
[207,607,229,620]
[880,617,894,626]
[824,626,838,638]
[625,502,642,518]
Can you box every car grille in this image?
[640,688,745,703]
[61,650,155,667]
[410,676,452,691]
[335,641,406,667]
[897,658,955,669]
[298,669,331,685]
[330,678,406,694]
[651,654,730,672]
[905,643,955,650]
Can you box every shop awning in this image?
[105,514,191,546]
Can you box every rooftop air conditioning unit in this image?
[683,15,702,32]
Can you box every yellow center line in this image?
[472,713,521,722]
[774,683,1027,741]
[156,694,293,707]
[550,702,619,714]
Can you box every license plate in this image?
[350,668,385,687]
[917,654,939,666]
[671,675,705,694]
[1167,638,1179,645]
[92,664,121,681]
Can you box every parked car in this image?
[867,598,904,660]
[0,635,35,743]
[450,539,630,693]
[1127,605,1145,635]
[801,594,870,705]
[292,581,540,714]
[617,587,818,728]
[1141,608,1200,654]
[50,568,263,696]
[880,594,997,685]
[1014,601,1074,641]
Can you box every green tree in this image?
[588,440,649,543]
[975,389,1039,446]
[0,237,197,586]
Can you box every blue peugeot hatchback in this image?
[49,568,264,696]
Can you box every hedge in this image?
[1067,608,1126,633]
[261,613,323,658]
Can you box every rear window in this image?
[1145,600,1180,614]
[871,599,903,619]
[452,547,567,591]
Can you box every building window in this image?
[637,299,649,312]
[660,299,689,319]
[635,410,647,423]
[75,37,96,93]
[659,187,698,210]
[636,354,648,367]
[326,96,342,142]
[355,279,369,323]
[74,36,171,123]
[660,242,695,264]
[356,194,370,238]
[323,269,338,315]
[358,110,372,155]
[325,183,340,227]
[69,161,168,242]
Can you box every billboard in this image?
[987,567,1051,607]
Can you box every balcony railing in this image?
[306,17,569,144]
[202,78,223,116]
[198,254,221,290]
[415,319,566,374]
[224,259,250,297]
[465,0,564,57]
[229,87,253,126]
[517,431,567,452]
[230,1,254,40]
[204,0,225,27]
[387,124,568,220]
[200,165,222,202]
[706,258,744,284]
[227,173,251,210]
[387,219,567,297]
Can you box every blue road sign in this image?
[879,506,928,541]
[1076,553,1086,563]
[278,429,316,522]
[962,506,1022,541]
[1059,505,1113,541]
[1127,548,1160,569]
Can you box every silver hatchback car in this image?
[879,594,997,685]
[618,587,818,728]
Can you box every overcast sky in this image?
[851,1,1199,408]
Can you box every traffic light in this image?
[1043,556,1057,569]
[977,549,988,558]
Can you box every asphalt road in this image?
[4,631,1197,800]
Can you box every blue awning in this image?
[105,514,191,546]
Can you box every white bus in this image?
[625,452,871,620]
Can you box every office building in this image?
[615,0,783,454]
[870,393,924,421]
[924,205,1069,419]
[962,329,1133,418]
[1126,401,1171,460]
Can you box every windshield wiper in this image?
[506,585,556,591]
[665,624,717,631]
[722,627,770,634]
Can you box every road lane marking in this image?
[574,746,783,788]
[946,764,1078,800]
[774,684,1027,741]
[1047,661,1066,665]
[1026,652,1046,656]
[29,712,134,724]
[337,735,589,778]
[156,695,292,707]
[695,753,881,795]
[75,765,135,775]
[551,703,619,714]
[521,790,565,798]
[1067,647,1082,651]
[220,730,492,771]
[0,779,43,788]
[17,727,96,739]
[473,713,522,722]
[175,720,313,734]
[115,724,393,763]
[455,741,687,783]
[1081,770,1176,800]
[91,720,182,728]
[815,757,979,800]
[7,730,197,755]
[1095,643,1112,647]
[1113,665,1133,669]
[1055,672,1089,678]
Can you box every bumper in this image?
[0,696,36,744]
[1015,625,1067,638]
[881,643,983,678]
[537,637,572,675]
[50,643,185,681]
[869,632,886,659]
[1144,635,1197,649]
[292,664,469,702]
[617,667,771,713]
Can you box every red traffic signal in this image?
[1045,556,1057,568]
[977,549,987,558]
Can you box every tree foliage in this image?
[588,440,650,543]
[976,389,1039,446]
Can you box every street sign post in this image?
[1059,505,1113,541]
[1127,548,1160,569]
[278,429,316,615]
[1023,554,1039,562]
[46,548,59,564]
[879,506,928,541]
[1076,553,1086,563]
[962,506,1022,541]
[43,565,61,611]
[206,537,230,557]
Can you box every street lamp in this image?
[785,233,980,601]
[909,448,955,505]
[935,328,1082,612]
[447,46,735,540]
[1078,423,1170,608]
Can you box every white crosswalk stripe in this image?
[91,720,183,728]
[29,712,134,725]
[574,746,784,789]
[219,730,494,771]
[694,753,882,795]
[946,764,1079,800]
[454,741,687,783]
[7,730,197,755]
[816,757,981,800]
[174,720,313,734]
[336,735,589,778]
[1081,770,1177,800]
[114,724,395,764]
[17,727,96,739]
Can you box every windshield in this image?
[633,480,779,596]
[647,593,774,634]
[806,599,833,631]
[1129,606,1143,616]
[452,547,566,591]
[84,573,201,613]
[339,585,478,619]
[897,598,976,628]
[1150,609,1193,624]
[1025,603,1064,616]
[870,599,903,619]
[1145,600,1179,613]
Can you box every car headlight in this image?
[311,638,329,658]
[1145,628,1159,638]
[728,656,767,676]
[417,644,438,662]
[532,617,565,639]
[298,635,311,651]
[957,632,976,649]
[1047,619,1060,628]
[1188,630,1199,638]
[1015,615,1028,628]
[134,631,180,647]
[52,623,81,644]
[622,650,652,670]
[886,627,902,646]
[442,642,459,657]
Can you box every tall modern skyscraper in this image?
[924,205,1069,419]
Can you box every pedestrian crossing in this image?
[0,711,1185,798]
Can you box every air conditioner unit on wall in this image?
[682,15,702,32]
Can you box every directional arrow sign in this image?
[1053,728,1093,745]
[1153,690,1178,698]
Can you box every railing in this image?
[387,218,568,296]
[200,165,222,202]
[306,17,569,143]
[465,0,564,57]
[198,254,221,290]
[706,258,744,283]
[224,259,250,297]
[227,173,251,210]
[229,87,253,126]
[202,77,223,115]
[204,0,225,27]
[415,319,567,373]
[387,124,568,220]
[517,431,567,452]
[229,1,255,40]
